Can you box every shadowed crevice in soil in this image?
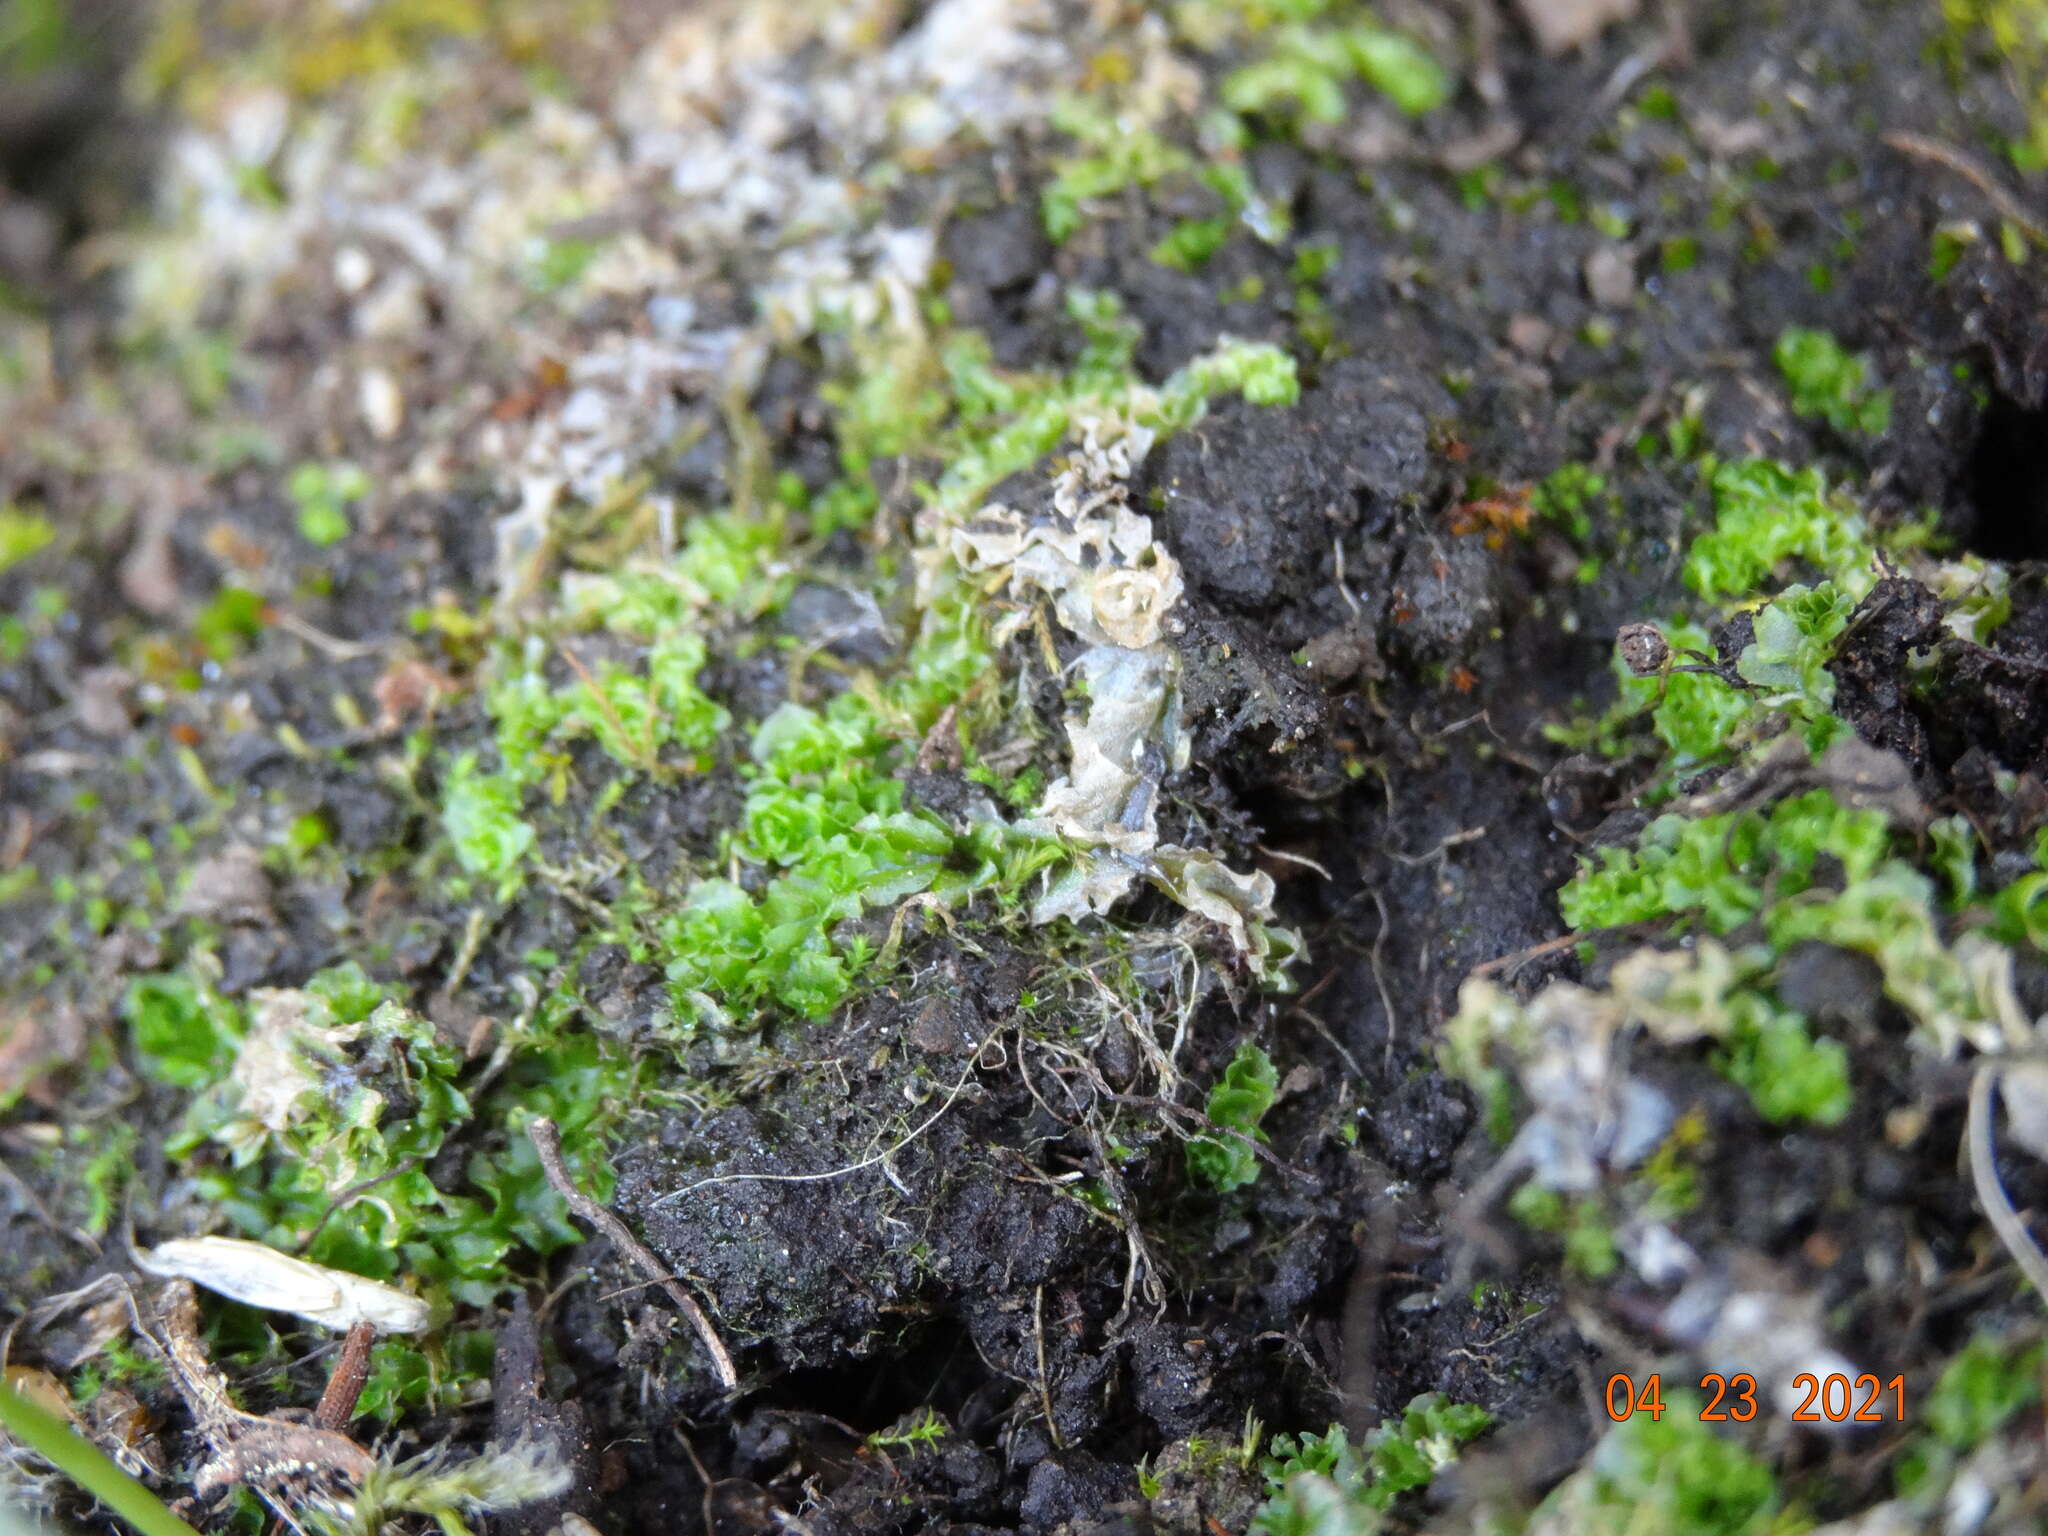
[1963,395,2048,562]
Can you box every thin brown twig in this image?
[312,1321,375,1434]
[1884,130,2048,248]
[556,642,657,771]
[526,1116,739,1390]
[273,610,385,661]
[1340,1200,1397,1442]
[1468,930,1586,978]
[673,1425,718,1536]
[1370,889,1399,1074]
[1033,1284,1065,1451]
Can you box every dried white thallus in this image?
[135,1236,432,1334]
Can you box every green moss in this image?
[1943,0,2048,169]
[1924,1330,2046,1450]
[1221,20,1449,132]
[1041,97,1198,242]
[658,694,1061,1026]
[1561,789,1893,934]
[125,971,244,1089]
[1252,1396,1492,1533]
[192,585,268,663]
[1714,1000,1851,1127]
[1773,327,1891,437]
[569,632,727,772]
[0,502,53,572]
[73,1123,139,1236]
[1531,462,1614,542]
[348,1328,497,1425]
[1151,216,1233,271]
[441,753,535,890]
[288,461,369,548]
[1683,458,1878,601]
[1187,1041,1279,1192]
[1544,1393,1783,1534]
[455,303,1300,1034]
[129,964,647,1333]
[1507,1184,1619,1277]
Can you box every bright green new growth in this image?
[1187,1041,1279,1191]
[1532,462,1614,543]
[1251,1395,1492,1534]
[1560,789,1892,934]
[1773,326,1892,437]
[491,630,728,782]
[444,623,729,893]
[442,752,535,890]
[1542,1392,1781,1535]
[1221,20,1450,129]
[192,584,267,663]
[1151,215,1233,271]
[1041,97,1211,243]
[1924,1330,2047,1450]
[289,460,370,548]
[126,969,241,1088]
[1683,458,1877,601]
[659,696,1060,1025]
[1713,991,1852,1126]
[0,502,54,573]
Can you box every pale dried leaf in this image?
[137,1237,432,1334]
[1514,0,1640,54]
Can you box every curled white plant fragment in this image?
[953,411,1296,971]
[1445,975,1672,1195]
[226,986,357,1141]
[136,1237,432,1334]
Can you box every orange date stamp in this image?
[1605,1373,1907,1423]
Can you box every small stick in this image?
[1883,131,2048,248]
[1340,1200,1397,1442]
[312,1322,375,1434]
[1032,1285,1064,1451]
[526,1117,739,1390]
[272,610,384,661]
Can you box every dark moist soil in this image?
[8,0,2048,1532]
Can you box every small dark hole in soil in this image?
[1963,397,2048,561]
[765,1318,981,1434]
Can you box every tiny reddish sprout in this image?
[1449,487,1534,548]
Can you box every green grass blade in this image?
[0,1380,201,1536]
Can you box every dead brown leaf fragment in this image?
[0,999,85,1106]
